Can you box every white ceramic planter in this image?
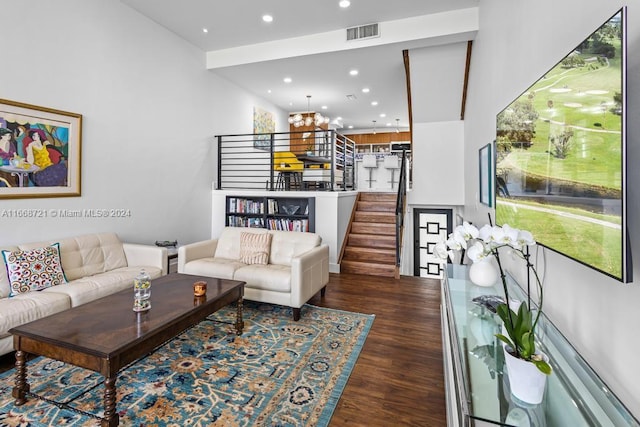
[503,346,548,404]
[469,259,499,287]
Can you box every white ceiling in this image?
[121,0,479,132]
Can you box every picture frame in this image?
[0,98,82,199]
[479,142,493,207]
[253,107,275,151]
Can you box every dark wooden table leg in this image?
[12,350,29,405]
[102,375,119,427]
[235,297,244,335]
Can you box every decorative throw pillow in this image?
[239,232,272,265]
[2,243,68,297]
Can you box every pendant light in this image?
[288,95,330,127]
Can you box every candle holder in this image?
[193,281,207,297]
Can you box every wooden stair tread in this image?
[356,201,395,212]
[343,246,395,263]
[359,192,397,202]
[354,211,396,223]
[348,233,395,249]
[341,260,396,277]
[351,222,395,235]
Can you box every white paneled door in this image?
[413,209,452,279]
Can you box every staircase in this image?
[340,192,398,278]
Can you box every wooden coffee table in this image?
[9,273,244,427]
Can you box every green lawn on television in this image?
[495,11,624,280]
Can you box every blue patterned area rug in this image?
[0,302,374,426]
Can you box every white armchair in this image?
[178,227,329,320]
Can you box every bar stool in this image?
[383,155,400,189]
[277,171,302,190]
[362,154,378,189]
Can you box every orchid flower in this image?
[446,235,463,251]
[516,229,536,248]
[458,221,480,241]
[478,224,495,244]
[434,241,452,263]
[500,224,520,246]
[466,241,492,263]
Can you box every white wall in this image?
[0,0,286,247]
[464,0,640,417]
[408,121,465,206]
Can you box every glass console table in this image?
[441,264,639,427]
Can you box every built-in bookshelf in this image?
[226,196,315,232]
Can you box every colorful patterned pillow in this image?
[239,232,272,265]
[2,243,68,297]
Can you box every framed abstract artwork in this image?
[253,107,275,151]
[479,142,493,207]
[0,98,82,199]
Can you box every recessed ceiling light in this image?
[336,116,343,121]
[283,77,292,83]
[371,101,378,106]
[321,105,328,110]
[386,122,392,126]
[349,69,359,76]
[339,0,351,8]
[380,113,386,118]
[262,14,273,23]
[202,28,208,33]
[267,89,272,94]
[362,87,370,93]
[348,125,354,129]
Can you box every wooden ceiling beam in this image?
[460,40,473,120]
[403,49,413,144]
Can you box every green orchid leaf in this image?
[534,359,552,375]
[495,334,514,349]
[496,304,514,334]
[521,331,534,358]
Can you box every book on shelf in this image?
[266,218,308,232]
[267,198,279,215]
[229,198,265,214]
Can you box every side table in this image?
[167,247,178,274]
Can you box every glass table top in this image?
[443,264,639,427]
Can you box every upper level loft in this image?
[215,129,411,192]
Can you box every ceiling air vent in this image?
[346,23,379,41]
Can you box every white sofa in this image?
[0,232,166,356]
[178,227,329,320]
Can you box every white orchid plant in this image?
[435,222,552,375]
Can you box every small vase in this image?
[503,346,548,404]
[133,269,151,312]
[469,259,499,287]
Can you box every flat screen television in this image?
[495,7,631,282]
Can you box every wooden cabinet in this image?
[349,131,411,154]
[226,196,315,232]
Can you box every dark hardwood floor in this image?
[0,272,446,426]
[307,273,446,426]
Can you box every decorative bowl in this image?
[282,205,300,215]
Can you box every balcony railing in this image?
[215,130,355,191]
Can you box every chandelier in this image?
[288,95,330,127]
